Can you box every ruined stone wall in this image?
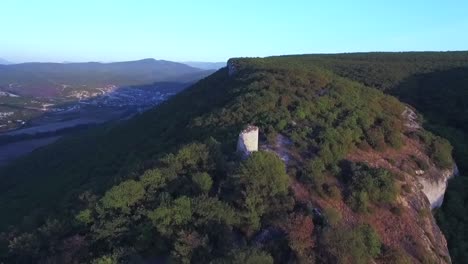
[237,125,259,157]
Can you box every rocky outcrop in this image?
[343,106,457,262]
[418,165,458,209]
[227,59,238,76]
[260,134,293,163]
[401,105,457,209]
[347,141,453,262]
[402,106,421,130]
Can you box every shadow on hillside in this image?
[392,66,468,172]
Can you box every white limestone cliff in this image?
[418,164,458,209]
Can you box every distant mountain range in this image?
[0,58,214,97]
[0,58,12,65]
[182,61,226,70]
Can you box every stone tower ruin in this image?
[237,125,259,157]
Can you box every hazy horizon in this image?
[0,57,228,64]
[3,51,468,64]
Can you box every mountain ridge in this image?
[0,58,212,97]
[1,52,467,263]
[0,58,11,65]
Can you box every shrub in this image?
[386,131,404,149]
[390,206,404,216]
[349,191,370,213]
[323,207,342,227]
[192,196,240,226]
[430,137,453,169]
[416,131,454,169]
[284,213,315,259]
[382,119,404,149]
[322,224,381,264]
[347,163,397,213]
[216,249,274,264]
[276,119,288,131]
[140,169,167,190]
[76,209,93,225]
[91,254,119,264]
[100,180,145,214]
[381,248,412,264]
[357,140,372,151]
[366,127,386,151]
[148,196,192,236]
[325,184,342,200]
[360,224,381,257]
[192,172,213,193]
[306,159,326,189]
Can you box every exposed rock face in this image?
[401,105,457,209]
[237,125,259,157]
[342,106,456,263]
[260,134,294,163]
[418,165,458,209]
[402,106,421,130]
[227,59,238,76]
[347,142,453,263]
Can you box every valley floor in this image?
[0,136,61,166]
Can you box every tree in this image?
[91,253,119,264]
[192,196,240,226]
[347,163,397,212]
[100,180,145,214]
[431,137,453,169]
[366,127,386,151]
[192,172,213,194]
[214,249,274,264]
[322,224,381,264]
[148,196,192,236]
[172,230,206,264]
[236,151,289,230]
[306,159,326,189]
[284,213,315,261]
[140,169,168,192]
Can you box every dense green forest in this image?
[0,52,467,263]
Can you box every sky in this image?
[1,0,467,63]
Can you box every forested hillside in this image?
[296,53,468,262]
[394,67,468,262]
[0,59,210,97]
[0,52,467,263]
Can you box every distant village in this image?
[0,85,177,131]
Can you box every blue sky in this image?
[1,0,467,63]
